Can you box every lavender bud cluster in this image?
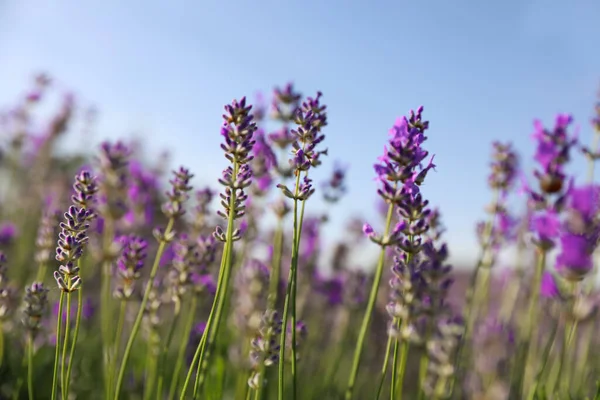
[216,97,258,235]
[162,167,194,219]
[97,141,131,220]
[248,309,283,390]
[114,235,148,300]
[21,282,49,336]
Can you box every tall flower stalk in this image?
[180,97,257,399]
[22,282,48,400]
[114,166,193,400]
[52,198,94,400]
[348,107,434,400]
[276,91,327,400]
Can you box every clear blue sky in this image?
[1,0,599,267]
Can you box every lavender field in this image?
[0,73,600,400]
[2,2,600,399]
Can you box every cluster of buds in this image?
[364,108,435,249]
[270,83,302,125]
[250,131,277,196]
[167,233,217,310]
[488,141,519,193]
[422,316,464,398]
[97,141,131,220]
[162,167,194,219]
[114,235,148,300]
[53,206,93,292]
[216,97,258,237]
[322,162,348,203]
[555,185,600,282]
[232,259,270,334]
[54,171,97,292]
[21,282,49,336]
[285,321,308,362]
[248,310,283,389]
[191,188,215,233]
[143,279,164,354]
[35,209,58,264]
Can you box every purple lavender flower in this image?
[22,282,49,336]
[114,235,148,299]
[322,162,348,203]
[531,114,577,195]
[162,167,194,219]
[0,222,17,246]
[540,272,560,299]
[555,184,600,281]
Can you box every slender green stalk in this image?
[114,218,175,400]
[278,172,303,400]
[109,300,126,396]
[144,333,159,400]
[60,292,72,400]
[376,332,394,400]
[520,249,547,397]
[179,243,228,399]
[181,162,239,399]
[65,263,84,397]
[191,228,236,398]
[527,319,559,400]
[394,331,410,399]
[156,310,181,398]
[390,323,401,399]
[268,220,284,310]
[345,202,395,400]
[35,261,47,283]
[168,297,198,400]
[51,291,65,400]
[27,334,34,400]
[101,218,115,395]
[558,317,579,395]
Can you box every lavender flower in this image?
[248,310,282,390]
[97,141,131,220]
[322,162,348,203]
[555,184,600,281]
[114,235,149,299]
[0,253,14,320]
[162,167,194,219]
[22,282,49,336]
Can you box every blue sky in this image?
[1,0,600,267]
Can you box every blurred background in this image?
[1,0,600,269]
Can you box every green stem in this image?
[65,271,83,397]
[192,232,236,398]
[36,261,47,283]
[268,219,284,311]
[376,332,394,400]
[345,202,395,400]
[395,340,409,399]
[101,218,114,395]
[156,309,181,399]
[51,291,65,400]
[278,173,303,400]
[114,218,175,400]
[60,292,72,400]
[110,300,126,395]
[520,249,547,397]
[168,297,198,400]
[27,334,34,400]
[527,319,559,400]
[182,162,239,399]
[180,243,228,399]
[558,317,579,395]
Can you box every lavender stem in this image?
[345,202,395,400]
[114,217,175,400]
